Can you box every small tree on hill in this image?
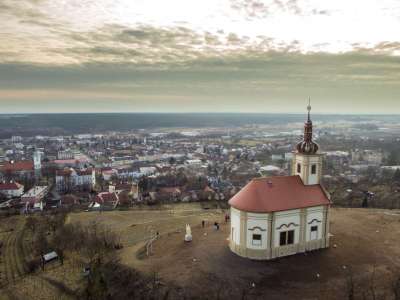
[393,169,400,183]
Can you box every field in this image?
[69,206,400,299]
[67,203,227,248]
[130,207,400,299]
[0,216,83,300]
[1,206,400,299]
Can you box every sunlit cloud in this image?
[1,0,400,65]
[0,0,399,113]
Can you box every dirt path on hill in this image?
[0,217,27,287]
[0,216,79,300]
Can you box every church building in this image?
[228,103,331,260]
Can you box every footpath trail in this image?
[0,217,77,300]
[0,217,28,300]
[1,218,27,287]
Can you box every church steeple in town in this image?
[292,99,323,185]
[296,98,319,155]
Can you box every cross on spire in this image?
[295,97,319,154]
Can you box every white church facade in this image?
[229,103,331,260]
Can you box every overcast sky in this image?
[0,0,399,113]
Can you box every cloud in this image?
[0,0,45,19]
[1,50,399,89]
[358,42,400,55]
[0,0,399,113]
[1,0,400,66]
[58,25,214,64]
[34,24,274,65]
[0,49,399,113]
[229,0,330,18]
[230,0,269,18]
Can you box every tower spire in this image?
[295,99,319,155]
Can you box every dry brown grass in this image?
[126,208,400,299]
[2,206,399,299]
[68,203,226,247]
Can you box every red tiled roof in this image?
[228,176,330,213]
[54,159,88,164]
[0,161,34,172]
[56,168,93,176]
[0,182,23,190]
[95,192,119,204]
[56,168,73,176]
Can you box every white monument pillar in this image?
[184,224,192,242]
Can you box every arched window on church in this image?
[297,163,301,173]
[311,164,317,174]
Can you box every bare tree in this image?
[25,215,38,232]
[345,267,355,300]
[393,274,400,300]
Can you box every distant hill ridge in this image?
[0,113,397,137]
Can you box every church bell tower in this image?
[292,99,323,185]
[33,150,41,170]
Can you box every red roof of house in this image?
[54,159,88,165]
[0,181,23,190]
[56,168,93,176]
[228,176,330,213]
[0,161,34,172]
[95,192,119,204]
[56,168,73,176]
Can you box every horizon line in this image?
[1,112,400,116]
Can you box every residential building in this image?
[11,136,22,143]
[0,181,24,198]
[0,160,34,177]
[89,192,119,210]
[21,185,49,210]
[56,168,95,192]
[57,150,74,160]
